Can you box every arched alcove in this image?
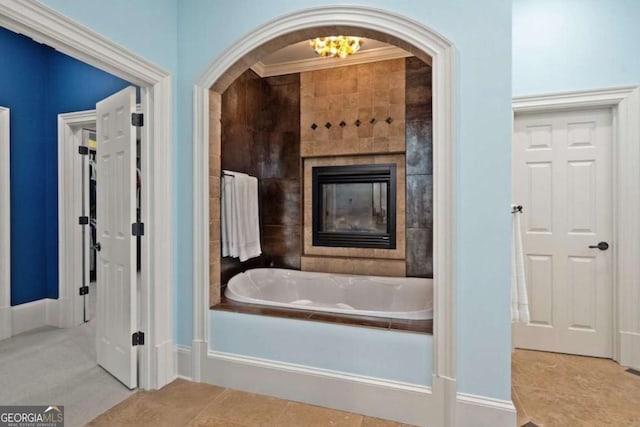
[192,6,456,425]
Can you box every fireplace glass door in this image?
[312,164,396,249]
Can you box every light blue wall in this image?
[211,311,432,385]
[513,0,640,96]
[178,0,513,400]
[37,0,513,401]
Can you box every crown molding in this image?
[250,46,416,77]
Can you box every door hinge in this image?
[132,222,144,236]
[79,286,89,296]
[132,331,145,346]
[131,113,144,127]
[78,146,89,155]
[78,216,89,225]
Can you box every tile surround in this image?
[302,154,406,262]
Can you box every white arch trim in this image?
[191,6,457,425]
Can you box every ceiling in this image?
[251,38,414,77]
[259,38,392,65]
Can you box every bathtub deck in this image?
[212,292,432,335]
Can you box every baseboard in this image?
[0,305,11,340]
[195,348,434,426]
[8,298,66,337]
[11,299,49,335]
[619,331,640,369]
[155,339,177,388]
[179,345,517,426]
[176,345,193,380]
[456,393,516,427]
[45,298,61,327]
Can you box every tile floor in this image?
[512,349,640,426]
[88,379,411,426]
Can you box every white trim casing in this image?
[513,86,640,369]
[0,1,175,388]
[192,6,457,425]
[455,393,517,427]
[58,110,96,329]
[0,107,10,341]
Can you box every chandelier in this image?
[310,36,362,59]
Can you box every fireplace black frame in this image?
[312,164,396,249]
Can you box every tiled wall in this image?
[405,57,433,278]
[299,60,407,276]
[218,70,301,291]
[210,57,432,304]
[300,59,406,157]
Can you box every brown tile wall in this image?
[300,59,406,157]
[209,57,432,305]
[218,70,301,290]
[405,57,433,278]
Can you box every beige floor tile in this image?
[192,389,288,426]
[87,392,193,427]
[276,401,363,426]
[361,416,415,426]
[512,349,640,427]
[187,414,245,427]
[141,379,225,414]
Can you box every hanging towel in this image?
[511,205,530,324]
[235,174,261,261]
[221,173,237,257]
[221,170,261,261]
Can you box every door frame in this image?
[0,107,10,341]
[192,6,457,425]
[0,1,175,389]
[57,109,96,329]
[513,86,640,368]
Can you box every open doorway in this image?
[0,2,171,418]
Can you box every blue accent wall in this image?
[0,27,49,305]
[0,26,130,305]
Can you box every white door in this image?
[95,87,138,388]
[512,108,613,358]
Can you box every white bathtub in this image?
[224,268,433,320]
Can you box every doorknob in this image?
[94,242,101,252]
[588,241,609,251]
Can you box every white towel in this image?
[235,174,261,261]
[221,170,261,261]
[221,175,234,257]
[511,206,530,324]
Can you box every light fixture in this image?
[310,36,362,59]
